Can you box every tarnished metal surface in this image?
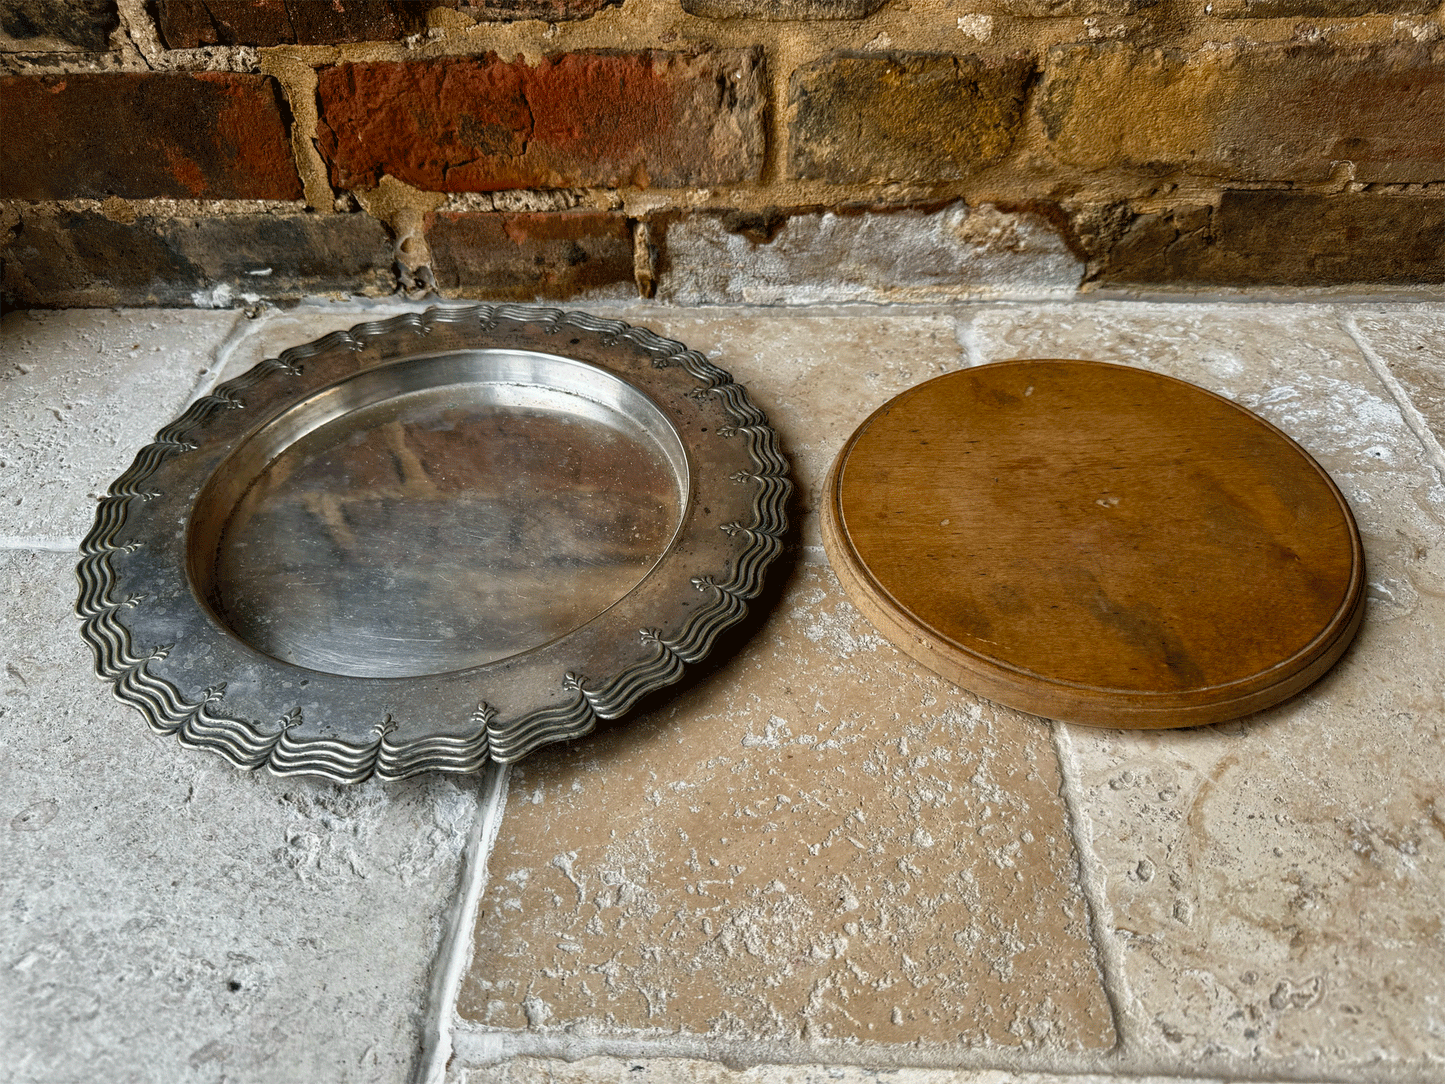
[76,304,791,782]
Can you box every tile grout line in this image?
[416,760,511,1084]
[448,1019,1396,1082]
[1337,309,1445,479]
[1049,721,1136,1059]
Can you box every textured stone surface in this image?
[461,1062,1243,1084]
[659,203,1084,305]
[10,301,1445,1084]
[967,302,1445,1074]
[153,0,440,48]
[1092,192,1445,287]
[681,0,886,17]
[0,308,241,547]
[461,559,1115,1049]
[0,0,117,51]
[1347,308,1445,447]
[0,73,303,201]
[1214,0,1435,13]
[458,0,621,19]
[426,210,635,300]
[628,310,961,553]
[316,51,766,193]
[0,545,483,1084]
[789,53,1033,184]
[993,0,1155,11]
[1,209,395,308]
[1039,42,1445,184]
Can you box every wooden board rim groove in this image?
[820,359,1368,729]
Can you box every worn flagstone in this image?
[0,308,241,546]
[0,549,482,1083]
[460,563,1116,1051]
[966,301,1445,1074]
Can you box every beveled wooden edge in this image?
[819,359,1368,729]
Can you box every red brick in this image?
[1091,192,1445,287]
[1,210,394,307]
[424,210,634,298]
[152,0,442,48]
[315,50,765,193]
[0,73,302,201]
[788,53,1034,184]
[1040,42,1444,184]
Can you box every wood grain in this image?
[820,360,1366,728]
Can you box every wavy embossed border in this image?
[76,304,791,783]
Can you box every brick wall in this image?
[1,0,1440,307]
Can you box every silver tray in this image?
[77,305,790,782]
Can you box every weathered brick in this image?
[151,0,441,48]
[1213,0,1434,14]
[680,0,885,17]
[316,51,765,192]
[0,0,117,51]
[788,53,1033,184]
[1040,42,1445,184]
[0,73,303,201]
[424,210,634,298]
[1,210,394,307]
[1091,192,1445,287]
[994,0,1154,13]
[458,0,621,19]
[657,202,1085,304]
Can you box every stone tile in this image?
[459,1059,1248,1084]
[0,308,242,547]
[1346,306,1445,449]
[0,548,482,1083]
[658,205,1083,306]
[459,563,1115,1052]
[967,303,1445,1073]
[630,310,964,553]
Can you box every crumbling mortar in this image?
[112,0,160,70]
[0,197,309,218]
[5,0,1441,302]
[257,47,338,212]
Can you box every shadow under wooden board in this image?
[820,359,1366,728]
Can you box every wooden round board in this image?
[820,360,1366,728]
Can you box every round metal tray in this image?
[77,305,790,782]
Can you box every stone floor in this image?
[2,297,1441,1084]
